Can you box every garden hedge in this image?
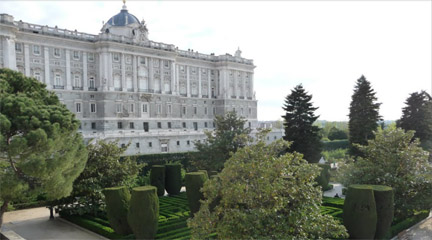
[127,186,159,239]
[198,170,209,179]
[322,139,349,151]
[371,185,394,239]
[185,172,208,215]
[165,164,182,195]
[316,164,331,191]
[343,185,377,239]
[150,165,166,196]
[102,186,132,235]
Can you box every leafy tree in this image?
[188,136,348,239]
[57,140,143,216]
[190,111,251,172]
[338,127,432,219]
[348,75,381,157]
[328,126,348,140]
[396,91,432,152]
[0,69,87,226]
[282,84,322,163]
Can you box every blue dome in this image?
[107,9,140,26]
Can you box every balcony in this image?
[202,95,208,98]
[88,87,97,91]
[191,94,199,98]
[114,87,122,91]
[239,96,245,99]
[127,88,134,92]
[154,90,162,94]
[231,96,237,99]
[53,85,64,89]
[138,89,154,93]
[247,97,253,100]
[73,86,83,90]
[180,93,187,97]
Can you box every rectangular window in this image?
[194,107,197,115]
[177,141,180,146]
[149,142,152,147]
[182,122,186,128]
[90,103,96,113]
[157,104,162,114]
[193,122,198,131]
[116,103,122,113]
[249,108,252,114]
[248,122,251,128]
[142,103,148,113]
[213,107,216,114]
[126,56,131,64]
[118,122,123,129]
[157,122,162,129]
[140,57,146,65]
[73,51,79,60]
[143,122,149,132]
[113,53,120,62]
[34,72,41,81]
[167,105,172,114]
[136,142,140,148]
[187,140,190,145]
[91,122,96,129]
[130,103,134,113]
[204,107,208,115]
[73,75,81,87]
[130,122,134,129]
[168,122,172,129]
[88,53,94,62]
[76,103,81,113]
[182,106,186,115]
[54,73,62,86]
[54,48,61,57]
[204,122,208,128]
[161,143,168,153]
[89,77,95,89]
[164,60,169,68]
[15,43,22,53]
[33,45,40,55]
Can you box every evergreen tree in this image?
[348,75,381,157]
[282,84,322,163]
[0,69,87,227]
[396,91,432,151]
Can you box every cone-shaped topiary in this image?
[185,172,208,215]
[127,186,159,239]
[150,165,166,196]
[316,164,331,190]
[371,185,394,239]
[165,164,182,195]
[343,184,377,239]
[102,186,132,235]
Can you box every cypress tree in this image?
[348,76,381,157]
[397,91,432,151]
[282,84,322,163]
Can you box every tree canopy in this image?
[328,126,348,140]
[188,136,348,239]
[282,84,322,163]
[190,111,251,172]
[0,69,87,226]
[396,91,432,152]
[338,127,432,219]
[348,75,381,157]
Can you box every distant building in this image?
[0,3,258,155]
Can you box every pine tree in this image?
[397,91,432,151]
[348,75,381,157]
[282,84,322,163]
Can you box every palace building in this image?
[0,3,258,155]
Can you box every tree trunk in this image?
[0,200,9,228]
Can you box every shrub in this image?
[316,164,331,191]
[343,185,377,239]
[150,165,166,196]
[61,215,124,239]
[102,186,132,235]
[165,164,182,195]
[127,186,159,239]
[185,172,208,215]
[322,139,349,150]
[371,185,394,239]
[389,210,429,238]
[198,170,209,179]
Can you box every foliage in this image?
[150,165,166,196]
[165,164,182,195]
[61,214,126,240]
[315,164,331,191]
[397,90,432,152]
[343,185,377,239]
[185,172,208,215]
[282,84,322,163]
[0,69,87,226]
[372,185,394,239]
[321,148,348,163]
[338,127,432,218]
[102,186,132,235]
[389,210,429,238]
[348,75,382,157]
[188,137,348,239]
[57,140,143,216]
[321,139,349,151]
[132,152,198,174]
[128,186,159,240]
[191,111,251,172]
[314,120,349,140]
[328,126,348,140]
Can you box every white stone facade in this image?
[0,5,258,155]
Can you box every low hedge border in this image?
[390,210,430,238]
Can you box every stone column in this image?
[159,60,163,93]
[186,66,191,97]
[24,44,30,76]
[171,61,175,95]
[251,72,254,99]
[219,69,227,98]
[148,57,154,92]
[121,53,126,91]
[133,55,138,92]
[65,49,72,90]
[99,52,108,91]
[83,52,88,90]
[2,36,17,70]
[233,70,238,99]
[198,67,202,98]
[44,47,51,89]
[108,53,113,91]
[242,72,246,99]
[207,69,211,99]
[175,64,180,94]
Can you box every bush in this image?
[343,185,377,239]
[165,164,182,195]
[185,172,208,215]
[198,170,209,179]
[61,215,125,239]
[316,164,331,191]
[127,186,159,239]
[322,140,349,151]
[150,165,166,196]
[371,185,394,239]
[390,210,429,238]
[102,186,132,235]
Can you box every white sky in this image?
[1,1,431,121]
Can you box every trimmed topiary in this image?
[209,171,218,177]
[165,164,182,195]
[102,186,132,235]
[127,186,159,239]
[185,172,208,215]
[150,165,166,196]
[316,164,331,191]
[343,184,377,239]
[371,185,394,239]
[198,170,209,179]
